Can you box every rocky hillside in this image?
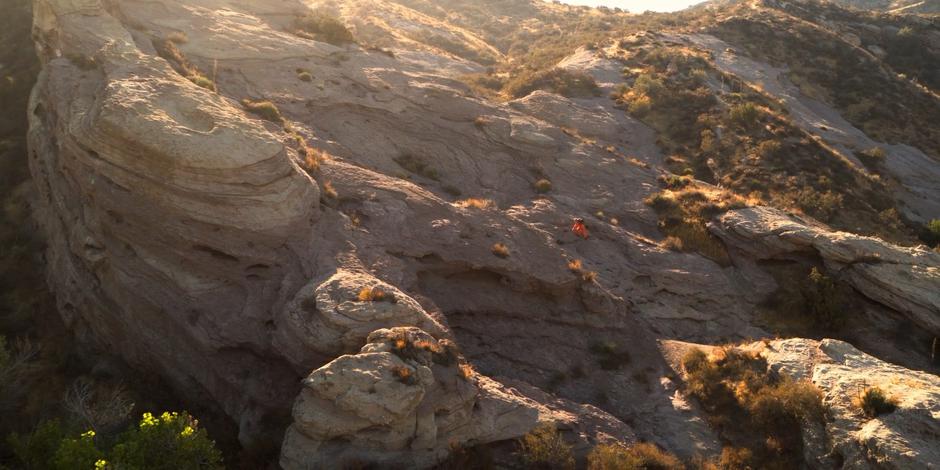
[4,0,939,468]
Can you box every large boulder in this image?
[281,327,539,469]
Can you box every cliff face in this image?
[23,0,940,467]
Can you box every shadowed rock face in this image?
[23,0,940,467]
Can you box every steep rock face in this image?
[29,0,320,438]
[711,207,940,337]
[756,339,940,469]
[281,327,539,469]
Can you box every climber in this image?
[571,218,589,239]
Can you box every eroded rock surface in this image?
[281,327,538,469]
[712,207,940,337]
[756,339,940,469]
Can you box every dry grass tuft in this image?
[587,443,683,470]
[534,179,553,193]
[241,99,283,123]
[491,243,510,258]
[853,386,898,418]
[456,198,495,210]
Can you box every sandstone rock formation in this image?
[712,207,940,337]
[281,327,538,469]
[756,338,940,469]
[22,0,940,467]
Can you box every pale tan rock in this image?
[281,327,539,469]
[755,339,940,469]
[712,207,940,336]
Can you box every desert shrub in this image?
[534,179,553,193]
[587,443,684,470]
[728,103,760,128]
[854,387,898,418]
[167,31,188,44]
[658,174,692,190]
[661,236,684,252]
[6,420,68,470]
[795,188,843,222]
[754,140,782,160]
[294,12,355,46]
[456,198,495,210]
[632,74,667,98]
[109,412,222,470]
[357,286,395,303]
[188,74,216,92]
[681,346,824,467]
[590,341,631,370]
[718,447,754,469]
[921,219,940,247]
[802,267,845,331]
[394,153,440,180]
[491,243,510,258]
[644,192,678,212]
[505,68,600,98]
[9,412,222,470]
[517,423,574,470]
[856,147,886,169]
[241,99,283,124]
[322,180,338,200]
[53,430,104,470]
[297,71,313,82]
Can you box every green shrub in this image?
[517,423,574,470]
[854,387,898,418]
[53,430,104,470]
[590,341,631,370]
[681,346,824,468]
[7,420,68,469]
[10,412,223,470]
[729,103,760,128]
[294,12,355,46]
[802,267,845,331]
[241,99,283,124]
[922,219,940,247]
[587,443,684,470]
[856,147,886,169]
[394,153,440,180]
[504,68,600,99]
[534,179,552,193]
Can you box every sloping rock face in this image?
[711,207,940,337]
[755,339,940,469]
[281,327,538,469]
[29,0,320,438]
[26,0,734,464]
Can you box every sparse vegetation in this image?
[590,341,631,371]
[921,219,940,247]
[241,99,283,124]
[152,38,215,92]
[587,442,684,470]
[297,70,313,82]
[517,423,574,470]
[854,387,898,418]
[357,286,396,303]
[322,180,338,200]
[7,412,222,470]
[681,346,824,468]
[394,153,440,181]
[293,12,355,46]
[456,198,495,210]
[534,179,553,193]
[504,68,600,99]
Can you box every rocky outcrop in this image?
[29,0,319,440]
[755,338,940,469]
[712,207,940,337]
[281,327,538,469]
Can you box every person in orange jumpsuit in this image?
[571,218,589,239]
